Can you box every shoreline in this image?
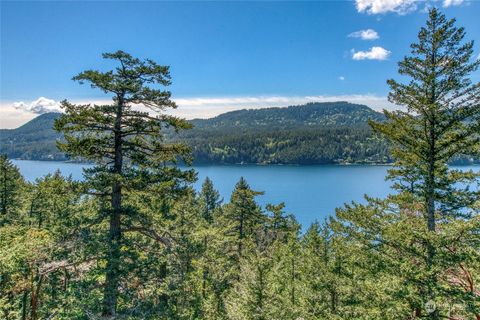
[9,158,480,168]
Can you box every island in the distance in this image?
[1,101,476,165]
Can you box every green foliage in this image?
[370,8,480,218]
[0,226,53,320]
[199,177,222,222]
[54,50,195,317]
[341,8,480,320]
[191,102,385,129]
[184,125,390,165]
[0,102,395,165]
[222,178,265,263]
[0,8,479,320]
[4,101,478,165]
[0,165,478,319]
[0,155,24,223]
[0,113,66,161]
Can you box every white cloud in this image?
[0,106,38,129]
[348,29,380,40]
[352,47,391,61]
[443,0,464,7]
[356,0,468,14]
[12,97,61,114]
[339,76,346,81]
[355,0,417,14]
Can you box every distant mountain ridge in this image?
[0,112,64,160]
[178,102,390,164]
[1,102,391,164]
[190,102,385,130]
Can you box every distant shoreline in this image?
[10,158,480,167]
[10,157,392,166]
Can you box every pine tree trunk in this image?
[426,35,439,319]
[330,289,337,314]
[21,289,28,320]
[423,112,439,320]
[202,235,208,299]
[258,266,264,316]
[427,33,437,235]
[30,274,43,320]
[103,99,124,317]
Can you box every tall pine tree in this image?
[371,7,480,221]
[369,8,479,319]
[55,51,193,317]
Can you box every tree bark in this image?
[103,98,124,317]
[30,273,43,320]
[425,24,439,319]
[21,290,28,320]
[202,235,208,299]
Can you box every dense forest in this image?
[0,102,391,164]
[2,102,477,165]
[0,113,66,161]
[178,103,391,163]
[1,8,479,320]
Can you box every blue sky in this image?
[1,0,479,128]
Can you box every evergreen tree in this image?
[223,178,264,262]
[225,251,273,320]
[265,202,297,243]
[0,168,96,320]
[199,177,222,222]
[161,190,203,319]
[370,8,480,225]
[0,226,54,320]
[196,177,222,314]
[267,234,302,319]
[54,51,194,317]
[360,8,480,319]
[0,155,23,224]
[299,222,335,318]
[27,171,80,231]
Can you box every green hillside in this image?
[179,102,389,164]
[0,102,392,164]
[190,102,385,130]
[0,112,65,160]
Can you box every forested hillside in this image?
[180,102,391,164]
[180,126,389,164]
[1,10,479,319]
[0,113,65,160]
[189,101,385,129]
[0,102,392,164]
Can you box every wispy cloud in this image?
[355,0,417,15]
[352,47,391,61]
[338,76,346,81]
[443,0,464,7]
[12,97,62,114]
[348,29,379,40]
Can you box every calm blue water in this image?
[11,160,479,228]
